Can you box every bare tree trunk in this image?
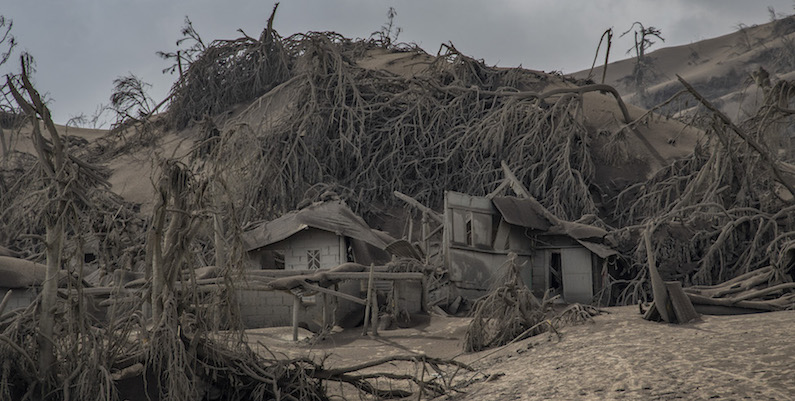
[38,216,63,379]
[213,182,225,268]
[7,61,69,386]
[149,163,191,325]
[0,126,8,164]
[149,202,166,324]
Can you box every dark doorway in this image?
[549,251,563,293]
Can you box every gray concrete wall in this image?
[236,279,364,330]
[281,229,345,270]
[248,229,347,271]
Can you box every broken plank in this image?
[644,228,671,323]
[664,281,700,323]
[394,191,443,223]
[301,283,368,306]
[686,293,782,311]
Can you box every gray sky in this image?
[2,0,793,125]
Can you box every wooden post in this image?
[333,283,339,325]
[362,264,375,336]
[421,276,428,312]
[392,280,399,315]
[322,293,328,330]
[370,285,379,337]
[407,215,414,243]
[292,294,300,341]
[422,211,430,263]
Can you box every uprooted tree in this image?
[0,26,474,399]
[165,10,795,309]
[606,75,795,306]
[2,5,795,399]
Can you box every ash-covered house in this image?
[443,191,616,304]
[239,200,423,329]
[243,200,396,271]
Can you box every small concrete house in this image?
[238,201,407,329]
[243,200,395,271]
[443,191,616,304]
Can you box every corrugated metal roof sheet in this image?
[492,195,608,241]
[491,196,552,231]
[241,201,396,252]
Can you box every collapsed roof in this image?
[491,196,616,258]
[241,200,396,252]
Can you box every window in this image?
[273,250,285,270]
[452,209,493,249]
[307,249,321,269]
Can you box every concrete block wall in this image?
[237,289,295,328]
[236,279,364,330]
[281,229,344,270]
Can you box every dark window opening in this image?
[345,238,354,263]
[465,215,473,247]
[273,250,285,270]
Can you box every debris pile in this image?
[684,263,795,314]
[2,6,795,400]
[608,77,795,307]
[464,254,601,352]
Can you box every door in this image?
[561,247,593,304]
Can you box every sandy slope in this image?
[105,131,196,213]
[5,120,199,213]
[451,306,795,401]
[572,16,795,119]
[246,307,794,401]
[3,121,107,155]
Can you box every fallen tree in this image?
[604,76,795,305]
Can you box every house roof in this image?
[492,196,608,241]
[491,196,552,231]
[242,200,396,252]
[491,196,616,257]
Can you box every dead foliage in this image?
[0,152,470,400]
[165,11,795,309]
[206,35,621,224]
[166,4,290,130]
[464,254,601,352]
[603,76,795,306]
[4,7,795,400]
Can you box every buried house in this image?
[443,191,617,304]
[239,200,425,330]
[242,200,396,271]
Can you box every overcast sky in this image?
[2,0,793,125]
